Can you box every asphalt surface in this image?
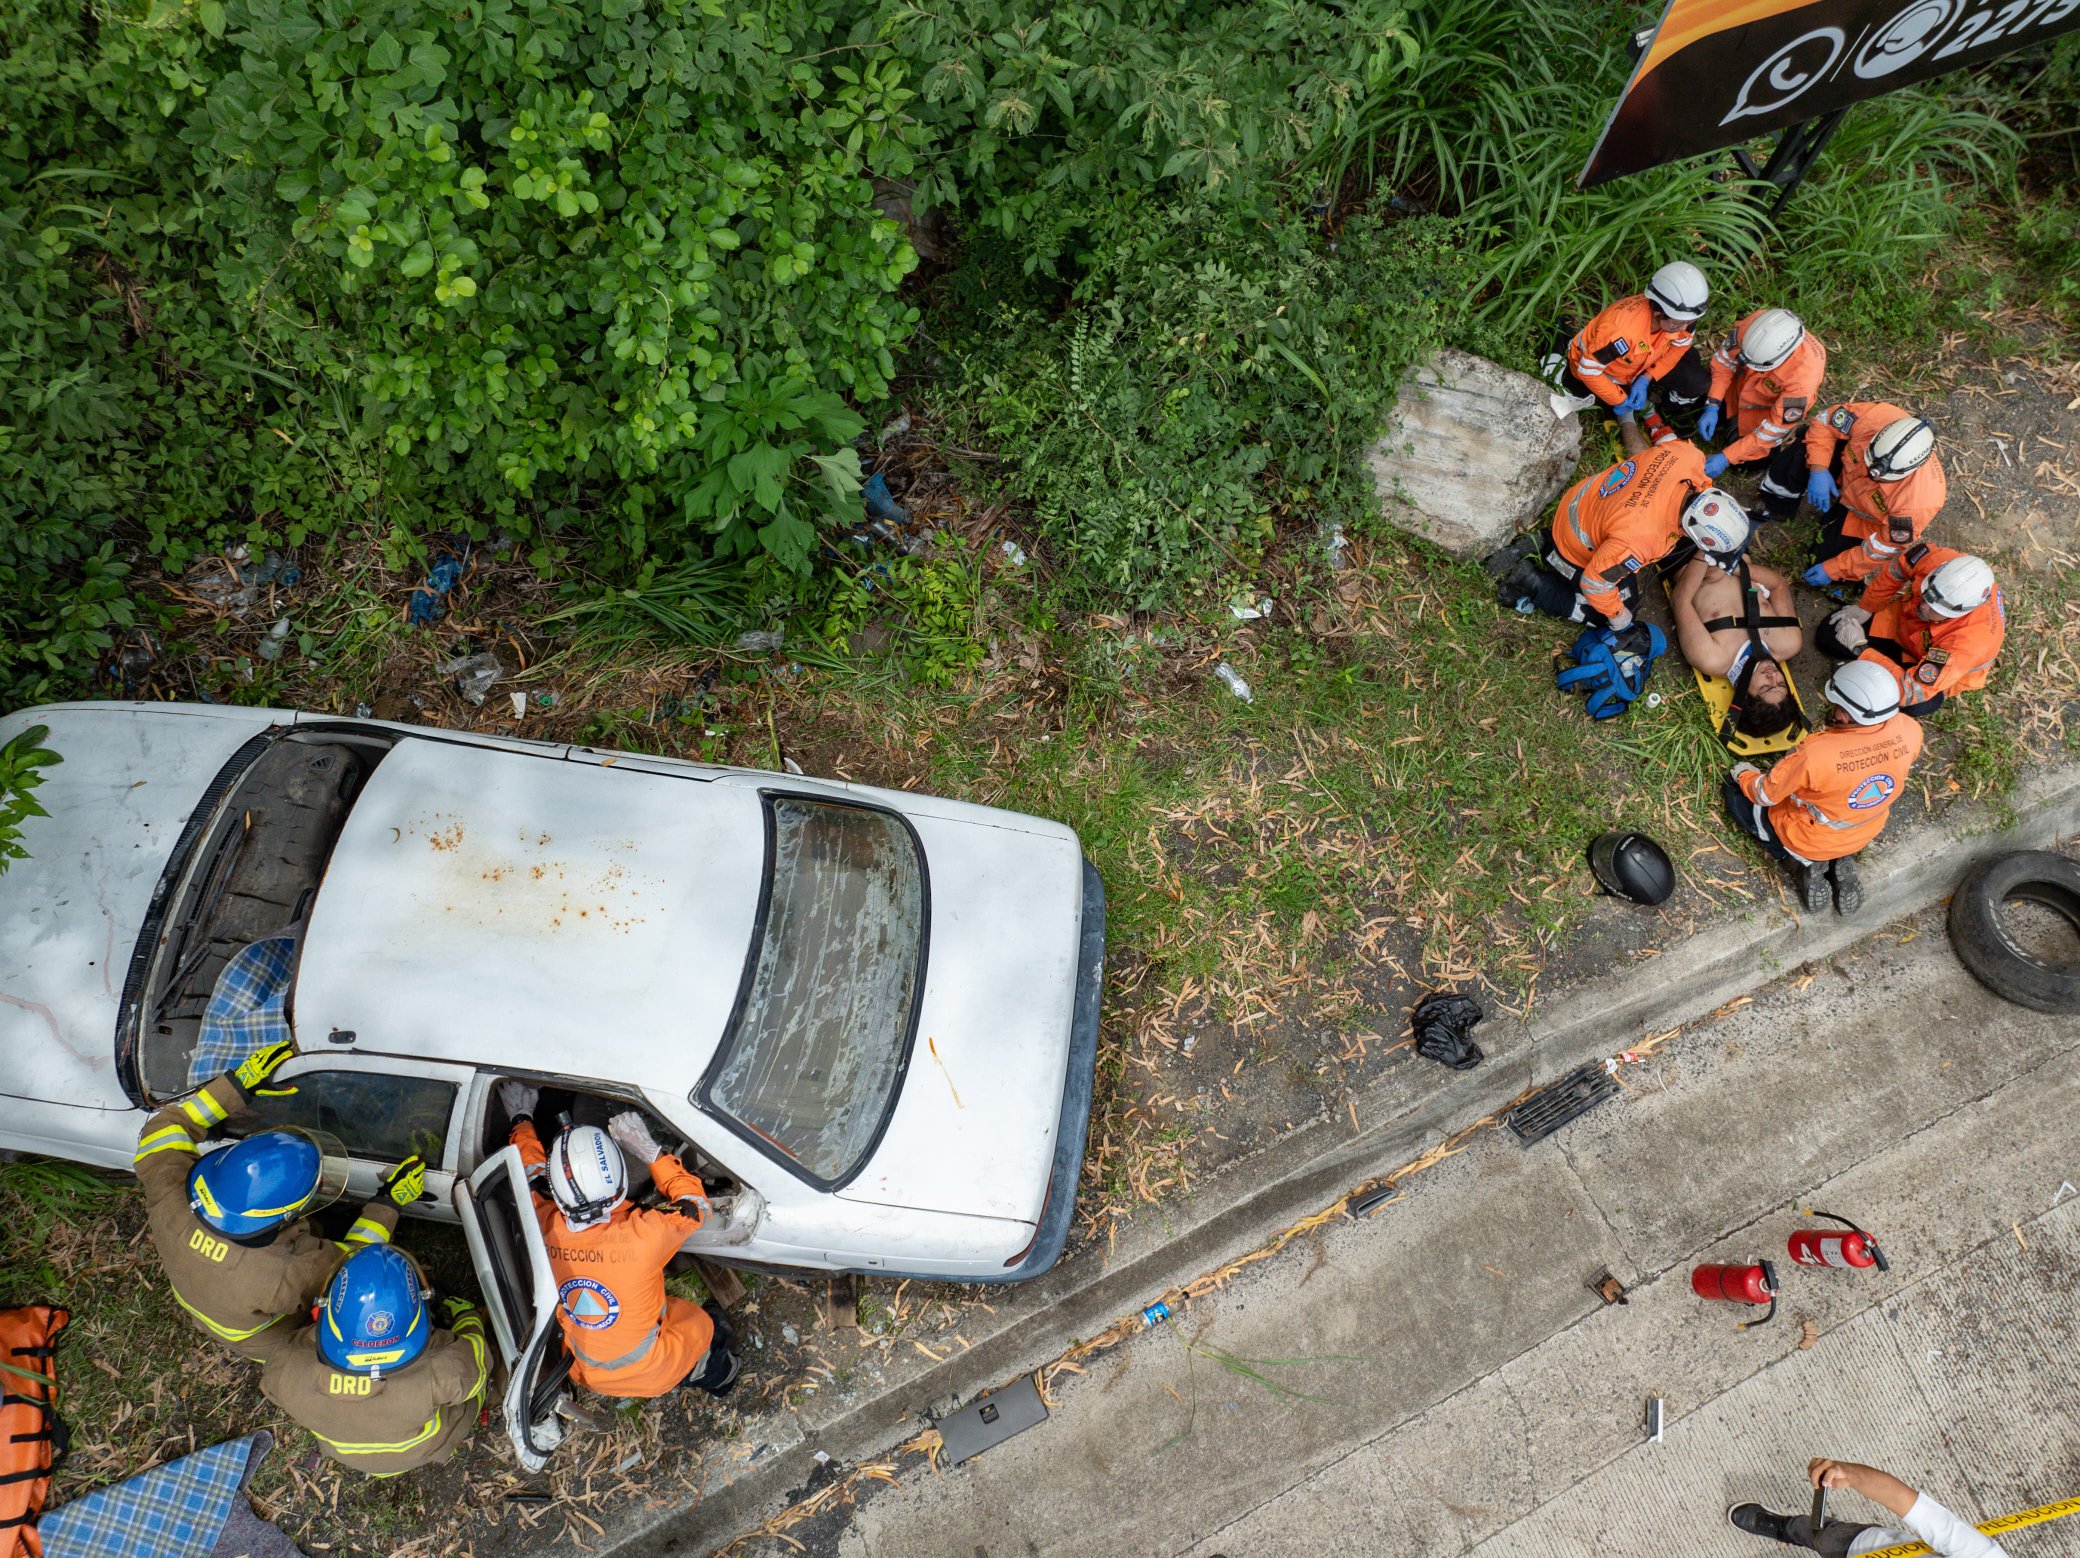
[811,910,2080,1558]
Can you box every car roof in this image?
[292,736,765,1094]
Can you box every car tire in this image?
[1947,850,2080,1014]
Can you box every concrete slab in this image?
[801,917,2080,1558]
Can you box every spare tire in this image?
[1947,850,2080,1014]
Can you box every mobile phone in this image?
[1811,1484,1830,1529]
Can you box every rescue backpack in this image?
[1557,623,1667,719]
[0,1304,68,1558]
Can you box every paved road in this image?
[811,912,2080,1558]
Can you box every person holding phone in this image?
[1729,1457,2012,1556]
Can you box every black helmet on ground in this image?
[1589,832,1676,906]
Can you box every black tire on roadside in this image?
[1946,850,2080,1014]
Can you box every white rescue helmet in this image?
[547,1124,626,1229]
[1680,487,1750,555]
[1645,261,1709,322]
[1737,308,1805,371]
[1825,658,1903,726]
[1919,553,1994,619]
[1866,414,1935,481]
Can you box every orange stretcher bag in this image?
[0,1305,69,1558]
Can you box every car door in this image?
[454,1145,571,1472]
[232,1053,471,1216]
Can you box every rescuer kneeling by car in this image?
[500,1083,741,1401]
[1723,659,1923,917]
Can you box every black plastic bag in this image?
[1411,991,1485,1070]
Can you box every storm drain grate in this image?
[1505,1062,1620,1146]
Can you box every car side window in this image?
[241,1070,456,1164]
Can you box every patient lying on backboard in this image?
[1668,556,1804,743]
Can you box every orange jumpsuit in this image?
[1806,401,1949,584]
[512,1121,715,1398]
[1860,544,2005,700]
[1738,715,1924,862]
[1708,310,1827,466]
[1548,442,1709,621]
[1565,295,1696,409]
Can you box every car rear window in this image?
[699,796,926,1186]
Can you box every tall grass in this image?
[1316,0,2023,350]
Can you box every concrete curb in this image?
[614,759,2080,1556]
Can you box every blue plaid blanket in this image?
[41,1433,296,1558]
[187,936,297,1089]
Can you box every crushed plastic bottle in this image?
[256,619,292,661]
[250,551,302,588]
[436,650,503,706]
[1212,662,1254,703]
[735,628,786,652]
[1324,522,1350,571]
[407,554,466,627]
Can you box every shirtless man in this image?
[1669,555,1803,742]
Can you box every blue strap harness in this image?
[1556,623,1668,719]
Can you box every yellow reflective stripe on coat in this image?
[314,1410,444,1459]
[171,1287,279,1343]
[1850,1492,2080,1558]
[181,1090,227,1128]
[343,1216,393,1247]
[453,1319,489,1400]
[135,1126,198,1163]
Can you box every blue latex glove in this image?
[1806,468,1838,509]
[1617,375,1651,416]
[1697,404,1722,442]
[1802,563,1833,588]
[1703,452,1729,479]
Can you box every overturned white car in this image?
[0,703,1104,1464]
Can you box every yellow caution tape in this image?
[1849,1493,2080,1557]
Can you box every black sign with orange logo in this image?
[1582,0,2080,186]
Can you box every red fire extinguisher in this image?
[1691,1259,1779,1328]
[1787,1210,1889,1272]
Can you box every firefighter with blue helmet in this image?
[133,1041,428,1358]
[251,1244,491,1476]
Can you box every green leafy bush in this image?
[950,203,1467,604]
[0,725,63,875]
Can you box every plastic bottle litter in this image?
[1230,595,1274,621]
[532,690,559,710]
[436,650,503,705]
[861,471,911,528]
[1324,522,1350,571]
[255,619,292,661]
[407,554,466,627]
[1000,540,1028,567]
[735,628,786,652]
[877,410,912,445]
[250,551,302,588]
[1212,662,1254,703]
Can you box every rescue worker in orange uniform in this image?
[499,1084,740,1400]
[1547,262,1714,439]
[1697,307,1828,520]
[1795,404,1947,588]
[132,1040,427,1358]
[1725,659,1922,917]
[1495,442,1748,630]
[1818,546,2004,719]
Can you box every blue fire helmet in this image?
[317,1245,431,1377]
[187,1127,350,1239]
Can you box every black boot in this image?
[1830,855,1864,915]
[1797,860,1831,914]
[1728,1503,1793,1542]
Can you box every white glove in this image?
[1825,607,1869,652]
[1605,607,1635,633]
[608,1110,664,1165]
[676,1192,716,1224]
[1730,761,1760,783]
[499,1080,539,1121]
